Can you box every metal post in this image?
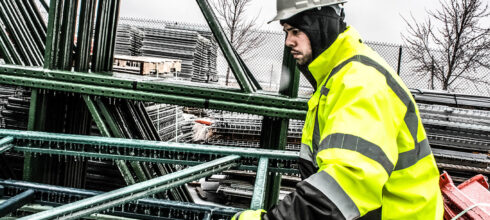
[0,189,35,218]
[397,46,402,76]
[259,46,299,209]
[250,157,269,210]
[0,136,14,153]
[19,155,241,220]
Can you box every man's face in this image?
[283,23,313,65]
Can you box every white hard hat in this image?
[268,0,347,24]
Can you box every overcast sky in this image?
[120,0,488,44]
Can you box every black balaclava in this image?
[281,6,346,90]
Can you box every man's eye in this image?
[292,30,299,35]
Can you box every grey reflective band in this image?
[318,133,394,175]
[395,139,432,170]
[320,86,330,96]
[300,143,314,162]
[312,108,321,153]
[305,171,361,220]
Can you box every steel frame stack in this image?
[0,0,302,219]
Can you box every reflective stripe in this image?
[305,171,360,220]
[320,87,330,96]
[317,133,394,175]
[395,139,432,170]
[300,143,314,162]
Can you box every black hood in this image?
[281,7,346,89]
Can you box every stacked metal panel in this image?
[145,104,194,142]
[138,27,218,82]
[0,86,29,129]
[417,103,489,183]
[114,24,143,56]
[203,112,302,150]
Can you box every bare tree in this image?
[211,0,266,85]
[403,0,490,93]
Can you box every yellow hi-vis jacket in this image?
[265,27,444,220]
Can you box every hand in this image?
[231,209,266,220]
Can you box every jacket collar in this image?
[307,26,363,88]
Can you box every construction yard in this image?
[0,0,488,219]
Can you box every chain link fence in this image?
[117,17,490,97]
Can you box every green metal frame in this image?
[0,0,305,214]
[19,155,241,220]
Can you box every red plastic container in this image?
[440,171,490,219]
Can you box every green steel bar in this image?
[0,74,306,119]
[261,46,300,208]
[4,0,43,65]
[19,155,241,220]
[0,31,17,64]
[95,99,123,137]
[83,95,136,185]
[23,89,40,181]
[0,129,299,160]
[250,157,269,210]
[26,0,47,40]
[0,65,307,116]
[0,136,14,154]
[59,0,79,70]
[14,0,45,55]
[12,146,297,174]
[105,0,121,71]
[0,179,243,217]
[91,0,110,73]
[0,1,34,65]
[0,65,307,110]
[75,0,96,72]
[195,0,254,93]
[0,189,35,218]
[83,95,110,136]
[43,0,62,69]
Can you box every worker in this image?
[233,0,444,219]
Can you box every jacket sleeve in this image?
[265,66,400,220]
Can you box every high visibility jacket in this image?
[265,27,444,220]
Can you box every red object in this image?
[440,171,490,219]
[195,119,213,126]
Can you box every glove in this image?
[231,209,266,220]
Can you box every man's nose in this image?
[285,35,295,48]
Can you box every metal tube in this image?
[0,64,308,110]
[75,0,96,72]
[0,74,307,119]
[0,179,242,217]
[0,136,14,153]
[250,157,269,210]
[43,0,63,69]
[83,95,111,136]
[14,0,45,56]
[4,0,43,65]
[0,129,299,160]
[195,0,254,93]
[0,1,34,65]
[0,189,35,218]
[59,0,79,70]
[19,155,241,220]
